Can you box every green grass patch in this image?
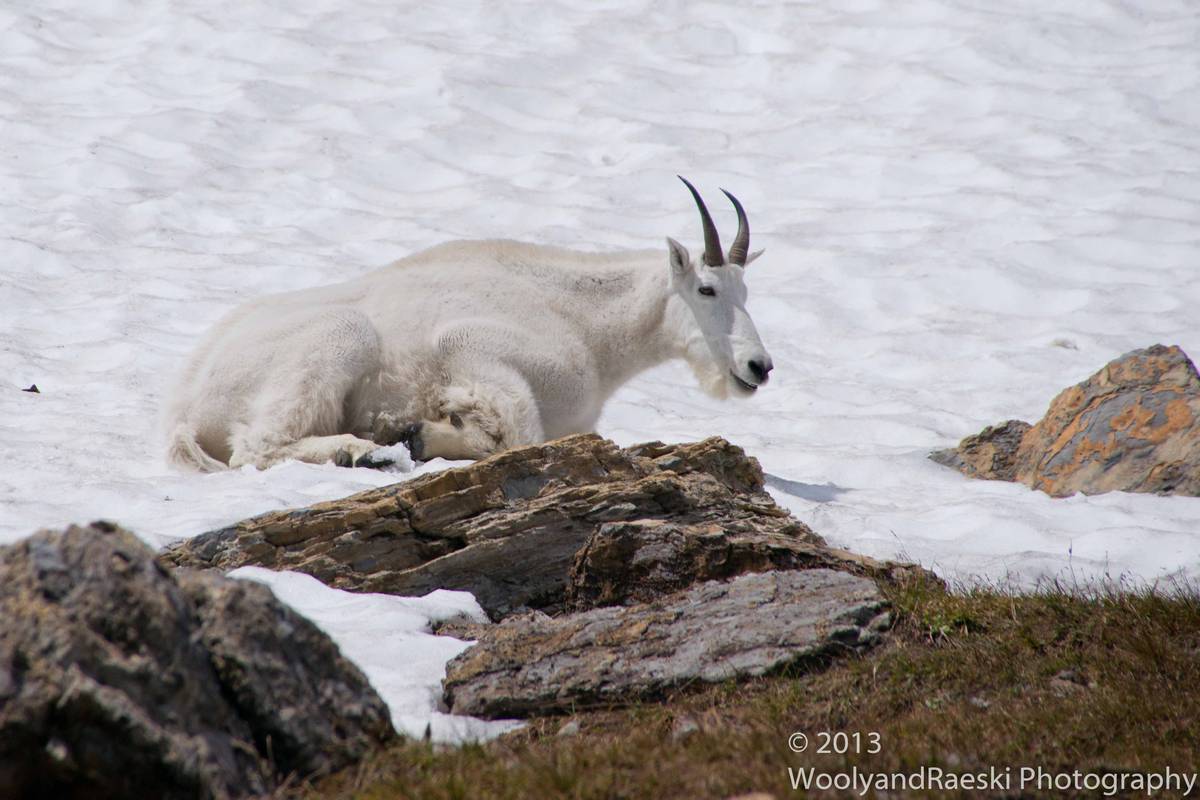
[299,574,1200,799]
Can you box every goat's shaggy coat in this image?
[166,193,772,470]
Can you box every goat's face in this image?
[666,178,773,399]
[666,237,773,400]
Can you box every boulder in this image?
[442,569,890,718]
[0,522,394,800]
[162,435,862,618]
[932,345,1200,496]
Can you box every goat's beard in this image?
[682,335,730,400]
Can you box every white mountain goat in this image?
[165,178,774,471]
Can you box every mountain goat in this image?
[165,178,774,471]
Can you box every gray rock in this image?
[179,573,396,779]
[670,715,701,742]
[442,569,889,718]
[0,522,393,799]
[566,518,926,610]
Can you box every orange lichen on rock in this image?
[932,345,1200,497]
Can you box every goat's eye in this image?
[698,285,716,297]
[449,412,464,429]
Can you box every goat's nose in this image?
[748,358,773,383]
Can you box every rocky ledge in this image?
[162,435,919,619]
[932,344,1200,497]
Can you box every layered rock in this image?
[0,523,394,800]
[932,345,1200,497]
[443,569,890,718]
[162,435,848,618]
[566,518,923,610]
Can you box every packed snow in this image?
[228,567,522,742]
[2,0,1199,742]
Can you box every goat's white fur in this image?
[165,236,772,471]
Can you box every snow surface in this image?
[228,567,522,742]
[2,0,1200,741]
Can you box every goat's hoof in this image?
[354,450,396,470]
[333,447,395,470]
[398,422,424,461]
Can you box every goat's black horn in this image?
[721,188,749,266]
[678,175,724,267]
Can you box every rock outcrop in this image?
[443,569,890,718]
[162,435,911,618]
[0,522,394,800]
[160,433,929,719]
[932,345,1200,497]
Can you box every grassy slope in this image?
[302,575,1200,799]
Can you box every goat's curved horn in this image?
[678,175,724,267]
[721,188,749,266]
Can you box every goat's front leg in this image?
[403,375,544,461]
[230,433,396,470]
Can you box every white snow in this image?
[228,567,522,743]
[2,0,1200,741]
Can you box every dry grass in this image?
[300,574,1200,799]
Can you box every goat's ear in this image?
[666,237,692,278]
[745,248,765,266]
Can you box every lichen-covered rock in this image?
[929,419,1031,482]
[443,569,890,718]
[162,435,826,618]
[932,345,1200,497]
[1014,345,1200,496]
[0,523,393,800]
